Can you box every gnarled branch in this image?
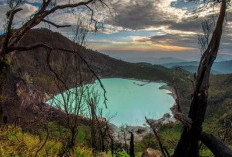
[41,19,71,28]
[2,8,22,55]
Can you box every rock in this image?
[137,128,146,134]
[147,113,175,126]
[142,148,162,157]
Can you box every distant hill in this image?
[162,61,199,68]
[149,57,187,64]
[162,60,232,74]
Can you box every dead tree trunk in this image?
[173,1,226,157]
[90,102,97,155]
[110,138,114,156]
[100,132,106,152]
[145,117,170,157]
[98,124,107,152]
[129,132,135,157]
[0,57,10,126]
[106,123,114,156]
[70,127,77,150]
[96,116,108,152]
[200,132,232,157]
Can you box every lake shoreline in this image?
[108,80,178,142]
[159,84,177,119]
[98,77,177,127]
[48,77,178,142]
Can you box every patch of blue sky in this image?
[25,1,42,8]
[0,0,5,5]
[88,29,164,42]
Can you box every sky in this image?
[0,0,232,64]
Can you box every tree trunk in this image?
[69,128,77,151]
[0,56,9,126]
[90,103,97,155]
[201,132,232,157]
[173,1,226,157]
[123,132,128,153]
[100,131,106,152]
[110,138,114,156]
[129,132,135,157]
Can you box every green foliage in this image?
[0,127,62,156]
[160,123,182,142]
[134,134,157,153]
[6,131,19,142]
[135,152,143,157]
[115,151,130,157]
[0,125,95,157]
[0,57,11,74]
[199,147,214,157]
[77,129,87,144]
[74,146,93,157]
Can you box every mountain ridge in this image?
[162,60,232,74]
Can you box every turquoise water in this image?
[48,78,175,126]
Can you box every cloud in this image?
[88,33,196,52]
[96,0,232,57]
[149,33,198,48]
[109,0,179,30]
[0,0,232,61]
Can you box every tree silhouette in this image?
[173,0,232,156]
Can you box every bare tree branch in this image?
[2,8,22,55]
[7,0,107,48]
[45,0,97,15]
[7,42,53,52]
[145,117,170,157]
[41,19,71,28]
